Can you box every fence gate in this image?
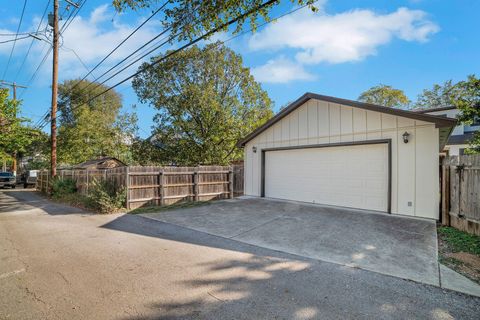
[441,155,480,235]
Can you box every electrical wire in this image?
[0,35,31,44]
[68,1,168,90]
[2,0,28,79]
[39,0,315,130]
[39,0,280,129]
[20,0,87,102]
[15,0,51,82]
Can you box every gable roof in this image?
[413,106,457,114]
[73,157,126,169]
[238,93,457,147]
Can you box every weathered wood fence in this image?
[441,155,480,235]
[36,164,244,210]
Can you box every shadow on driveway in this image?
[101,213,480,320]
[0,189,86,215]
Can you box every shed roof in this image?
[73,157,126,169]
[238,93,457,149]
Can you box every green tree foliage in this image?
[358,84,410,108]
[414,80,458,110]
[112,0,317,41]
[132,43,273,165]
[413,75,480,153]
[452,75,480,153]
[57,79,138,165]
[0,88,37,162]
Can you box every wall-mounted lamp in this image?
[402,131,410,144]
[252,146,257,153]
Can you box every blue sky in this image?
[0,0,479,138]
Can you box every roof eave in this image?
[238,93,457,147]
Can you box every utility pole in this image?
[0,80,27,175]
[50,0,59,178]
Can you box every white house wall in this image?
[244,99,440,219]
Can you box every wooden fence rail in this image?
[36,165,245,210]
[441,155,480,235]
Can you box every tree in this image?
[132,42,273,165]
[112,0,317,41]
[57,79,138,165]
[414,80,458,110]
[413,75,479,153]
[0,88,37,168]
[358,84,410,108]
[452,75,480,153]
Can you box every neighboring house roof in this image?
[73,157,126,169]
[447,132,475,145]
[413,106,457,114]
[238,93,457,148]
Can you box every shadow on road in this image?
[0,189,86,215]
[101,214,479,320]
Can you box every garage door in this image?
[264,143,389,212]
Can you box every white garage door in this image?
[264,143,389,212]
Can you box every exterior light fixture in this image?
[252,146,257,153]
[402,131,410,144]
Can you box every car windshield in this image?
[0,172,13,177]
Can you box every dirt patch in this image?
[438,226,480,284]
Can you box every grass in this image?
[437,225,480,284]
[437,226,480,255]
[129,200,212,215]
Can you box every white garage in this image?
[239,93,456,219]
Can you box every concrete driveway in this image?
[2,190,480,319]
[142,197,440,286]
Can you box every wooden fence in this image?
[36,165,244,210]
[441,155,480,235]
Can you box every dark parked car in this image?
[0,172,16,188]
[20,170,38,188]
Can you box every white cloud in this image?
[251,57,316,83]
[249,5,439,82]
[0,5,164,87]
[56,6,161,79]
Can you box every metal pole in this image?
[50,0,59,179]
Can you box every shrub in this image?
[51,178,77,198]
[87,179,126,214]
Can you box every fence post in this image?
[193,170,199,202]
[229,168,234,199]
[125,166,130,210]
[441,160,450,226]
[86,169,89,194]
[159,171,165,206]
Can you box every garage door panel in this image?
[264,144,388,212]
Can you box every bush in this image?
[51,178,77,198]
[87,179,126,214]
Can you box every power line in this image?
[0,35,31,44]
[61,46,96,76]
[69,2,168,90]
[39,0,311,131]
[35,1,169,129]
[19,0,87,101]
[39,0,311,130]
[15,0,51,82]
[0,31,42,37]
[1,0,28,79]
[41,0,279,127]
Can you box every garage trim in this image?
[260,139,392,213]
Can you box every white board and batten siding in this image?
[244,99,440,219]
